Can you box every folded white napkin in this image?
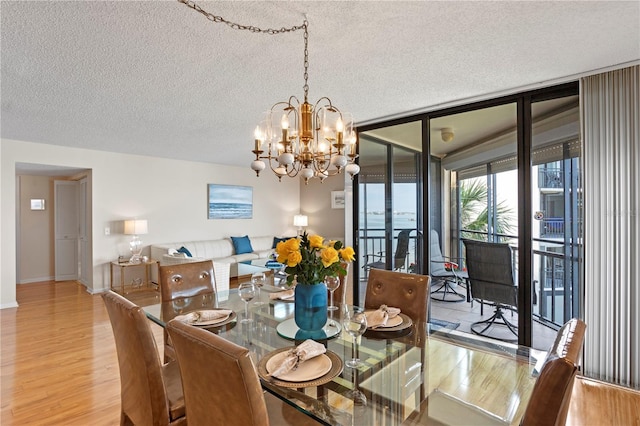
[269,289,295,300]
[365,305,401,329]
[175,309,232,324]
[269,339,326,378]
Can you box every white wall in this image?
[1,138,300,307]
[17,175,54,283]
[301,175,347,241]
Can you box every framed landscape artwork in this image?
[208,184,253,219]
[331,191,345,209]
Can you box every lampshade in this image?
[293,215,308,227]
[124,219,148,235]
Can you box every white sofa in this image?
[150,235,277,279]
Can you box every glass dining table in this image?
[142,288,542,426]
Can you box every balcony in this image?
[538,168,564,189]
[541,217,564,238]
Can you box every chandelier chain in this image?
[302,20,309,101]
[178,0,305,35]
[178,0,309,98]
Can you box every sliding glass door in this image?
[436,102,520,342]
[353,83,580,349]
[530,95,581,349]
[356,121,422,305]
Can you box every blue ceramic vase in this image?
[294,283,328,333]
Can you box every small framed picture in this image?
[331,191,345,209]
[30,199,46,210]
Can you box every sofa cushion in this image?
[251,236,277,252]
[177,246,192,257]
[231,235,253,254]
[272,236,289,248]
[230,253,260,263]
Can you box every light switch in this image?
[105,227,110,235]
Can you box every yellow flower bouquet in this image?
[275,233,356,286]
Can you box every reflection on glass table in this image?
[140,289,540,426]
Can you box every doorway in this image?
[16,163,92,288]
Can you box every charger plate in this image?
[180,309,237,327]
[269,294,295,303]
[258,347,343,388]
[366,313,413,332]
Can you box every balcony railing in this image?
[360,228,579,329]
[457,229,579,329]
[542,217,564,237]
[359,229,417,276]
[538,167,564,188]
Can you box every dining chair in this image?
[403,319,586,426]
[328,262,349,307]
[101,291,186,426]
[520,318,587,426]
[166,319,322,426]
[463,238,518,341]
[159,260,216,362]
[364,268,430,324]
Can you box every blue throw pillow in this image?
[272,236,289,249]
[231,235,253,254]
[177,246,192,257]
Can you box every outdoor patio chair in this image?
[363,229,411,273]
[430,229,469,303]
[463,238,518,341]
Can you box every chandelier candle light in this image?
[177,0,360,184]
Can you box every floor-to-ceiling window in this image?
[529,95,581,349]
[354,83,580,349]
[356,121,422,305]
[437,102,521,342]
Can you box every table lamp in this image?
[124,219,148,263]
[293,214,308,236]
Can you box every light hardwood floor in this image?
[0,281,163,425]
[3,281,634,425]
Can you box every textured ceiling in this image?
[2,1,639,169]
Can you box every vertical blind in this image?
[581,64,639,388]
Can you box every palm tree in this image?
[460,178,516,241]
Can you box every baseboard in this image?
[18,276,54,284]
[0,301,19,309]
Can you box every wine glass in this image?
[325,275,340,311]
[342,307,367,368]
[251,272,266,306]
[238,282,256,323]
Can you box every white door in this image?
[55,180,79,281]
[78,178,90,285]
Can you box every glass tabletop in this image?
[142,290,540,426]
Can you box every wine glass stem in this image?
[245,302,249,321]
[353,336,357,362]
[330,291,334,308]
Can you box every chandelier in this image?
[178,0,360,184]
